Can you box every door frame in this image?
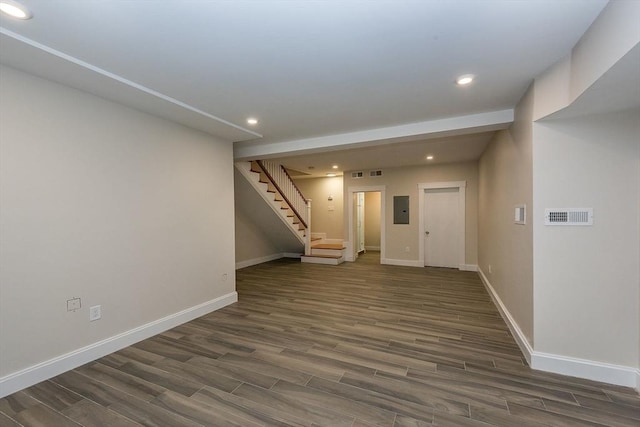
[356,192,365,253]
[418,181,466,269]
[346,185,385,262]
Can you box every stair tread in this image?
[301,254,343,259]
[310,237,323,241]
[312,244,345,250]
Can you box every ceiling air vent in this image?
[544,208,593,226]
[351,171,364,178]
[369,170,383,177]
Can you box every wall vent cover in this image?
[544,208,593,226]
[369,170,383,177]
[351,171,364,178]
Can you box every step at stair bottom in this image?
[311,243,345,250]
[310,243,346,257]
[301,254,344,265]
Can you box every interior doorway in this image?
[356,192,365,253]
[355,191,381,255]
[347,186,385,263]
[418,181,466,269]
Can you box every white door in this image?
[424,188,459,268]
[356,192,365,253]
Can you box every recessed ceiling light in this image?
[426,155,434,160]
[456,74,475,86]
[326,173,337,177]
[246,118,258,125]
[332,165,339,169]
[0,0,32,19]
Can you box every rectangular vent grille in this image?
[351,171,364,178]
[544,208,593,226]
[369,170,383,177]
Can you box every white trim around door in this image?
[418,181,466,269]
[346,185,386,262]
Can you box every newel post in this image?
[305,199,312,256]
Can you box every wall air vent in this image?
[544,208,593,226]
[351,171,364,178]
[369,170,383,177]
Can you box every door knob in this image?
[425,231,430,235]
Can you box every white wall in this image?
[294,176,344,239]
[533,108,640,367]
[0,66,237,392]
[534,0,640,122]
[478,87,535,347]
[570,0,640,101]
[344,162,478,265]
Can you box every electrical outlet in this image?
[222,273,228,282]
[89,305,101,321]
[488,265,492,274]
[405,246,410,253]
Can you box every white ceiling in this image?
[0,0,611,175]
[277,132,495,178]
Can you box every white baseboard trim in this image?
[531,352,639,389]
[460,264,478,272]
[478,267,639,389]
[365,246,380,251]
[235,253,283,269]
[282,252,302,258]
[381,258,424,268]
[0,292,237,398]
[477,267,533,365]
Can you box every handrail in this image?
[256,160,308,229]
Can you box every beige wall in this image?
[234,206,280,263]
[364,192,381,249]
[478,86,535,345]
[344,162,478,265]
[0,66,236,379]
[527,0,640,383]
[294,176,344,239]
[533,108,640,366]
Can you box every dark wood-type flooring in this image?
[2,252,638,426]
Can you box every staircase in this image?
[302,242,346,265]
[235,161,344,265]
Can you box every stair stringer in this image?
[235,162,306,246]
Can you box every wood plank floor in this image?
[2,252,638,426]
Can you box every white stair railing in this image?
[256,160,311,254]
